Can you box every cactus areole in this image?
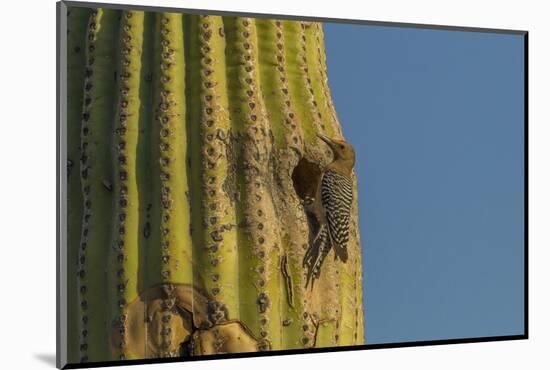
[65,4,364,364]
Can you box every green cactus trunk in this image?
[67,6,364,364]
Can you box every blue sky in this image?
[323,23,525,344]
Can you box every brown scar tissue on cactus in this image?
[66,5,364,364]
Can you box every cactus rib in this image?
[108,10,145,360]
[67,7,91,363]
[77,8,120,362]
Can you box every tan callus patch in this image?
[191,320,264,354]
[110,283,239,358]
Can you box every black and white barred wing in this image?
[321,170,353,262]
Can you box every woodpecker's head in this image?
[317,134,356,165]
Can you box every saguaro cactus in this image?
[66,6,364,364]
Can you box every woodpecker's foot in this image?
[301,196,315,211]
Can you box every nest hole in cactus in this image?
[291,157,322,240]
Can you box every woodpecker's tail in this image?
[303,224,332,290]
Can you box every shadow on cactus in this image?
[66,5,364,364]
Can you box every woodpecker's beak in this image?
[317,133,336,150]
[317,134,334,148]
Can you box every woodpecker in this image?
[303,134,356,290]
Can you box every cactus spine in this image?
[67,6,364,364]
